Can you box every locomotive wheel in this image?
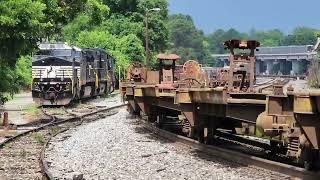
[197,125,204,143]
[204,128,215,145]
[301,149,318,170]
[156,115,164,128]
[127,104,134,115]
[304,160,312,170]
[189,128,195,138]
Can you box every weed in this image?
[20,149,27,158]
[24,103,39,115]
[3,143,12,149]
[33,133,45,145]
[49,127,61,136]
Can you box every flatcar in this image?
[32,43,115,105]
[122,40,320,170]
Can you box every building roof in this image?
[156,53,180,61]
[256,45,313,55]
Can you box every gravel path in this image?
[86,93,123,108]
[45,109,291,179]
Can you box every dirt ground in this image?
[1,92,36,126]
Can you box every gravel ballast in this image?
[45,108,290,179]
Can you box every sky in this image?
[169,0,320,34]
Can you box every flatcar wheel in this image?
[204,128,214,145]
[197,126,204,143]
[127,104,134,115]
[304,160,312,170]
[187,127,195,138]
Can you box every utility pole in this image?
[144,8,161,69]
[145,12,149,68]
[118,65,121,90]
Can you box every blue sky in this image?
[169,0,320,34]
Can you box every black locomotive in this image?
[32,43,115,105]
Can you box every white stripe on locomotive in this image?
[32,66,81,79]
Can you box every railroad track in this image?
[140,119,320,179]
[257,74,306,80]
[0,103,127,179]
[36,103,318,179]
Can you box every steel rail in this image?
[0,103,127,179]
[140,120,320,179]
[0,104,127,148]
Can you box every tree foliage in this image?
[75,30,145,79]
[41,0,87,37]
[207,27,319,55]
[2,0,320,99]
[0,0,49,66]
[97,15,143,38]
[167,14,214,65]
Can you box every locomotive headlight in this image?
[33,82,39,90]
[65,82,70,91]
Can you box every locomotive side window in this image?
[100,52,107,69]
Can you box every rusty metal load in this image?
[121,40,320,170]
[127,62,147,83]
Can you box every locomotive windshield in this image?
[36,49,73,57]
[33,43,81,62]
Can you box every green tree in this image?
[97,15,143,37]
[102,0,138,14]
[167,14,215,65]
[75,30,145,74]
[249,29,284,46]
[167,14,202,49]
[137,0,169,52]
[167,14,203,63]
[41,0,87,37]
[0,0,49,66]
[282,27,317,45]
[62,0,109,43]
[15,56,32,89]
[62,15,92,43]
[116,34,145,63]
[206,28,248,54]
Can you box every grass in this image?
[20,149,27,158]
[2,92,15,102]
[22,103,42,122]
[24,103,39,114]
[49,127,61,136]
[33,133,45,145]
[46,107,65,114]
[3,143,12,149]
[113,89,120,94]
